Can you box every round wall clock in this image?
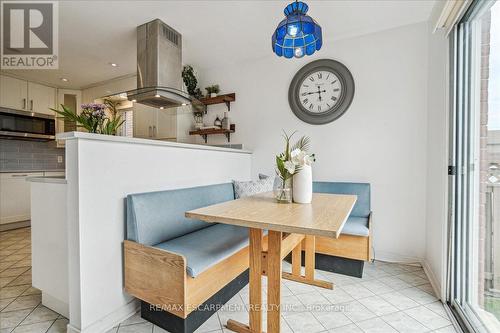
[288,59,355,125]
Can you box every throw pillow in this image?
[233,177,274,199]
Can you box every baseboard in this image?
[421,259,442,301]
[42,292,69,319]
[66,324,81,333]
[374,250,423,265]
[76,298,139,333]
[0,220,30,231]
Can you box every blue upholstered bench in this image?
[309,182,372,277]
[124,183,256,333]
[123,181,371,333]
[126,183,251,278]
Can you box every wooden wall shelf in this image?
[198,93,235,113]
[189,124,236,143]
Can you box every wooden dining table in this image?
[185,191,357,333]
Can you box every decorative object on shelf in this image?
[189,124,235,143]
[193,112,204,129]
[205,84,220,98]
[199,93,236,114]
[181,65,203,99]
[51,103,124,135]
[289,59,355,125]
[214,116,222,128]
[290,136,315,203]
[222,112,230,130]
[272,0,322,58]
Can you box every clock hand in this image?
[304,90,327,95]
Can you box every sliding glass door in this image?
[449,1,500,332]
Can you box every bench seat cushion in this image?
[342,217,369,237]
[154,223,251,278]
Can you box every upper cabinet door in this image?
[28,82,56,115]
[0,75,28,110]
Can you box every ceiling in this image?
[1,0,436,89]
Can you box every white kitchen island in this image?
[28,176,69,318]
[30,132,252,333]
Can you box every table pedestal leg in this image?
[282,235,334,290]
[267,230,282,333]
[226,228,264,333]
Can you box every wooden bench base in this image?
[142,270,249,333]
[285,251,365,278]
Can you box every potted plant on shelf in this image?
[51,103,124,135]
[182,65,202,99]
[205,85,220,98]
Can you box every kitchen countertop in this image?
[26,176,67,184]
[57,132,252,154]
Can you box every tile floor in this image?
[1,227,458,333]
[0,228,67,333]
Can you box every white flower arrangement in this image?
[275,131,316,186]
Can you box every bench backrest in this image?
[313,182,371,218]
[127,183,235,246]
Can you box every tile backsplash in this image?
[0,139,65,172]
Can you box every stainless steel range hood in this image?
[126,19,200,109]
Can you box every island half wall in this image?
[57,132,252,333]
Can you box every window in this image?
[449,1,500,332]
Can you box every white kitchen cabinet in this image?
[156,109,177,140]
[133,104,157,139]
[28,82,56,115]
[0,172,43,224]
[0,74,56,115]
[0,75,28,110]
[134,104,178,140]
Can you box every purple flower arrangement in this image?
[51,102,124,135]
[81,103,106,119]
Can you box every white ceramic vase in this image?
[293,164,312,203]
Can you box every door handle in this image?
[153,125,156,137]
[12,174,29,177]
[30,100,33,111]
[23,98,26,109]
[148,126,152,137]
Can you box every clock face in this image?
[289,59,355,125]
[298,71,343,114]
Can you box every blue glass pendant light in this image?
[272,0,322,58]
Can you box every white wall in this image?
[424,24,449,299]
[198,22,430,262]
[62,133,252,332]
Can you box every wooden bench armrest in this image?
[124,240,187,318]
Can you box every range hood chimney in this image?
[126,19,200,109]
